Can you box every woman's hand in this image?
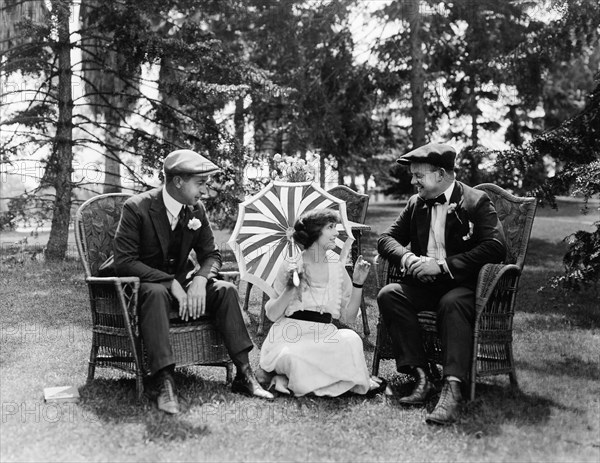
[352,255,371,285]
[286,267,300,288]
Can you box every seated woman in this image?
[258,208,387,397]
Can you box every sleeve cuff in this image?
[401,252,415,270]
[441,259,454,279]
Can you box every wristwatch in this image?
[436,259,446,275]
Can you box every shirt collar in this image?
[442,181,456,203]
[162,186,186,218]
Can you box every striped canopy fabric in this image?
[228,181,355,299]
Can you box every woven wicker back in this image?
[327,185,369,224]
[474,184,537,270]
[75,193,132,278]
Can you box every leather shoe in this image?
[425,380,462,425]
[232,368,274,400]
[398,370,434,405]
[156,373,180,415]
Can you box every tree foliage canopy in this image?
[1,0,598,290]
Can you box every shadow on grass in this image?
[518,356,600,382]
[78,369,236,443]
[459,383,573,437]
[383,377,572,437]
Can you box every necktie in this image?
[176,206,189,230]
[425,194,447,208]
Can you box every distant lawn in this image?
[0,199,598,462]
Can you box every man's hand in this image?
[171,279,190,320]
[187,275,208,319]
[407,256,442,283]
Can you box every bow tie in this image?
[425,194,447,208]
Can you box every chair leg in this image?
[225,362,234,384]
[243,282,253,312]
[371,341,380,376]
[509,371,519,388]
[469,375,476,401]
[257,293,268,336]
[87,344,98,384]
[136,373,145,400]
[508,343,519,389]
[360,295,370,337]
[371,356,380,377]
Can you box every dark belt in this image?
[288,310,332,324]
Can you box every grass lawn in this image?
[0,199,598,462]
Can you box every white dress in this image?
[259,251,371,397]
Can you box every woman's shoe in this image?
[366,376,388,398]
[255,367,275,389]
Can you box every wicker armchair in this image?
[327,185,371,336]
[75,193,235,399]
[371,183,537,400]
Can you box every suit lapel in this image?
[444,182,464,245]
[149,189,171,260]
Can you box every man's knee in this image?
[377,283,405,314]
[212,280,238,297]
[208,280,240,309]
[437,289,475,320]
[140,282,171,302]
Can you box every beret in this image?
[163,149,220,175]
[397,143,456,170]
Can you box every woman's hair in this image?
[293,209,340,249]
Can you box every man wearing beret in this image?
[377,142,507,424]
[112,149,273,414]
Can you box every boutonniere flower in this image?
[462,221,475,241]
[188,217,202,231]
[447,202,464,224]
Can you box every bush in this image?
[548,221,600,293]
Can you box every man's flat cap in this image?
[163,149,220,176]
[397,143,456,170]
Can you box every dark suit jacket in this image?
[112,187,222,284]
[377,181,506,288]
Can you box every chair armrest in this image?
[218,271,240,286]
[475,263,521,318]
[85,276,141,337]
[374,254,404,289]
[86,276,141,285]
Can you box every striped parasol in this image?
[228,181,355,299]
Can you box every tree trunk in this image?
[337,158,345,186]
[234,97,245,148]
[362,168,371,196]
[254,102,281,157]
[319,153,326,188]
[350,173,357,191]
[471,111,479,147]
[46,0,74,261]
[408,0,426,148]
[158,57,181,146]
[103,112,122,193]
[469,79,479,146]
[233,97,245,199]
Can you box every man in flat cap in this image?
[377,142,506,424]
[112,149,273,414]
